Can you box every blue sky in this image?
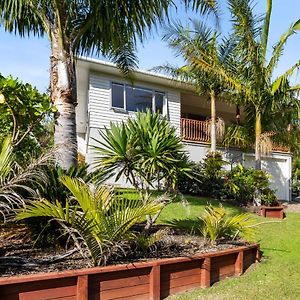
[0,0,299,92]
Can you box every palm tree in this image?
[157,20,234,153]
[0,0,218,169]
[190,0,300,169]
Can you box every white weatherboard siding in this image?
[85,72,181,165]
[88,73,181,131]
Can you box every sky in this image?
[0,0,299,92]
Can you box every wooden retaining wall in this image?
[0,244,259,300]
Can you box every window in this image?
[126,86,152,112]
[111,83,124,109]
[111,82,166,114]
[155,92,164,113]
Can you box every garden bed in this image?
[0,243,260,300]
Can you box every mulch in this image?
[0,224,246,278]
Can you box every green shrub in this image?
[200,205,256,244]
[178,152,227,199]
[177,160,204,195]
[226,164,276,205]
[93,109,191,191]
[261,188,278,206]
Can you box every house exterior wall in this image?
[76,59,292,201]
[87,72,181,131]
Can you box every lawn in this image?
[158,196,300,300]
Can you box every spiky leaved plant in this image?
[200,205,257,244]
[0,136,50,220]
[17,176,163,266]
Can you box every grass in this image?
[158,195,300,299]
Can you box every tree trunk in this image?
[255,110,262,170]
[50,30,77,169]
[210,92,217,153]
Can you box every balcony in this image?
[180,118,289,152]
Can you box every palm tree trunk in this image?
[210,92,217,153]
[255,110,262,170]
[50,30,77,169]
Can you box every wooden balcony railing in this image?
[180,118,290,152]
[181,118,210,143]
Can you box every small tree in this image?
[0,74,53,161]
[157,20,232,153]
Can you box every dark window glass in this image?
[155,92,164,114]
[112,83,124,108]
[126,86,153,112]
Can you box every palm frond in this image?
[17,178,163,266]
[267,19,300,74]
[0,136,53,219]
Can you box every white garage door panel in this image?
[243,155,290,200]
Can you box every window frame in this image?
[110,81,167,115]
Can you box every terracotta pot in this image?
[260,206,284,219]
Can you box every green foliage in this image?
[0,136,51,220]
[178,154,276,204]
[0,74,53,161]
[135,229,169,251]
[260,188,278,206]
[200,205,256,244]
[178,152,227,199]
[178,160,204,195]
[40,164,93,204]
[25,164,94,247]
[94,110,191,191]
[226,164,277,205]
[201,152,227,198]
[17,176,163,266]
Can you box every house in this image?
[76,57,292,201]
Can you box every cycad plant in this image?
[0,136,50,220]
[17,176,163,266]
[200,205,256,244]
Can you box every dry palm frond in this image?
[216,117,225,141]
[0,136,54,220]
[208,117,225,142]
[259,133,273,156]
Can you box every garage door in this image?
[243,155,291,201]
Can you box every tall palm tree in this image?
[190,0,300,169]
[157,20,234,152]
[0,0,218,169]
